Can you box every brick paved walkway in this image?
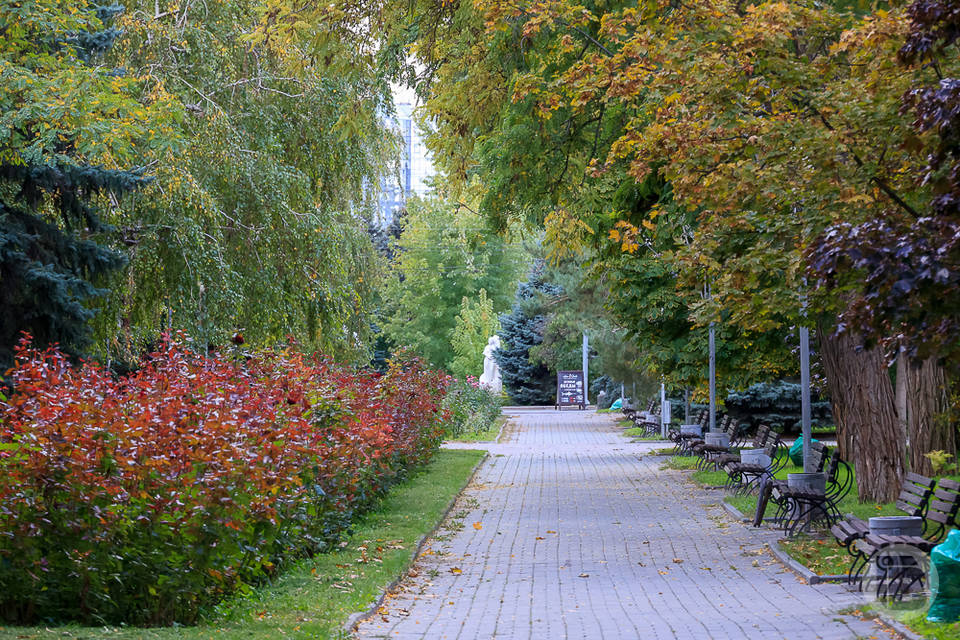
[354,409,889,640]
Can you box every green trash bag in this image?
[610,399,623,410]
[788,437,819,467]
[928,529,960,623]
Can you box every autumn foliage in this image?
[0,337,449,626]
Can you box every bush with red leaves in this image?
[0,336,449,626]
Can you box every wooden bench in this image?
[853,478,960,600]
[714,424,774,472]
[668,410,709,452]
[759,441,829,527]
[830,472,936,586]
[631,399,666,437]
[724,438,786,496]
[691,417,739,470]
[766,448,852,536]
[676,415,718,455]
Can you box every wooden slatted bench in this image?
[724,438,786,496]
[830,472,936,586]
[770,449,852,536]
[852,477,960,600]
[691,417,739,469]
[715,425,773,473]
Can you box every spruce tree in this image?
[495,264,560,405]
[0,3,148,369]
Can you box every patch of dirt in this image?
[498,419,520,442]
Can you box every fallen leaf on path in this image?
[450,567,462,575]
[473,522,482,530]
[578,573,589,578]
[672,558,684,564]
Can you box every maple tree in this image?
[370,0,950,499]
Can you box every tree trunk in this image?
[818,321,903,502]
[904,356,955,476]
[896,349,908,445]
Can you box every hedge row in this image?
[0,337,449,626]
[441,376,503,438]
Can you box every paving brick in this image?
[355,409,890,640]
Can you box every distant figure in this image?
[479,335,502,394]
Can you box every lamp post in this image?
[800,325,812,472]
[709,322,716,433]
[582,332,589,406]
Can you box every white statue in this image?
[479,335,502,394]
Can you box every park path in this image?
[354,409,889,640]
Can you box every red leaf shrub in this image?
[0,336,449,626]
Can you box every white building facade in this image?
[378,100,434,224]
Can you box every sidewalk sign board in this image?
[556,370,586,410]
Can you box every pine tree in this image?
[495,264,560,405]
[0,3,150,369]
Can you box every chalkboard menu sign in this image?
[556,370,585,409]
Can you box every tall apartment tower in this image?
[378,101,433,225]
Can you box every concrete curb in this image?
[721,500,751,524]
[766,540,847,585]
[720,492,923,638]
[719,499,847,585]
[342,451,490,636]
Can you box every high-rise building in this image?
[378,99,434,224]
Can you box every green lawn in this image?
[447,416,504,442]
[714,460,903,524]
[624,426,666,440]
[652,446,678,456]
[0,449,486,640]
[679,454,904,576]
[897,611,960,640]
[662,455,699,470]
[778,535,854,576]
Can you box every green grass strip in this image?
[662,455,699,470]
[623,426,665,440]
[896,610,960,640]
[0,449,486,640]
[446,416,504,443]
